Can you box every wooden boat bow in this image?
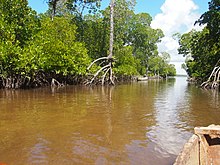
[174,125,220,165]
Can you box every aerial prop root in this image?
[51,78,63,87]
[85,56,115,85]
[201,66,220,89]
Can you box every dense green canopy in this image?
[0,0,176,88]
[178,0,220,83]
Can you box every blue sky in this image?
[28,0,209,17]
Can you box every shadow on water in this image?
[0,77,220,165]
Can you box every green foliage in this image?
[1,0,171,88]
[64,0,165,78]
[114,46,138,76]
[30,17,91,76]
[0,1,91,88]
[0,16,90,78]
[0,0,40,47]
[178,0,220,81]
[118,8,164,74]
[66,0,102,15]
[0,0,41,79]
[82,14,109,59]
[148,54,176,77]
[75,0,165,77]
[196,0,220,41]
[165,64,176,76]
[47,0,102,18]
[178,30,196,57]
[0,41,21,76]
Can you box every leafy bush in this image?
[114,46,138,76]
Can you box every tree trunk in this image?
[48,0,60,21]
[108,0,114,59]
[85,0,115,85]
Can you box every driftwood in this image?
[85,0,115,86]
[201,66,220,89]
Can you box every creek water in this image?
[0,76,219,165]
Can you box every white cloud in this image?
[151,0,203,75]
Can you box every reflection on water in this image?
[0,77,220,165]
[148,77,192,157]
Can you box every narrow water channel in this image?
[0,77,219,165]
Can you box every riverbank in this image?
[0,73,139,89]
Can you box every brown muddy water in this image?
[0,77,219,165]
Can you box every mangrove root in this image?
[85,58,115,86]
[201,66,220,89]
[85,0,115,86]
[51,78,63,87]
